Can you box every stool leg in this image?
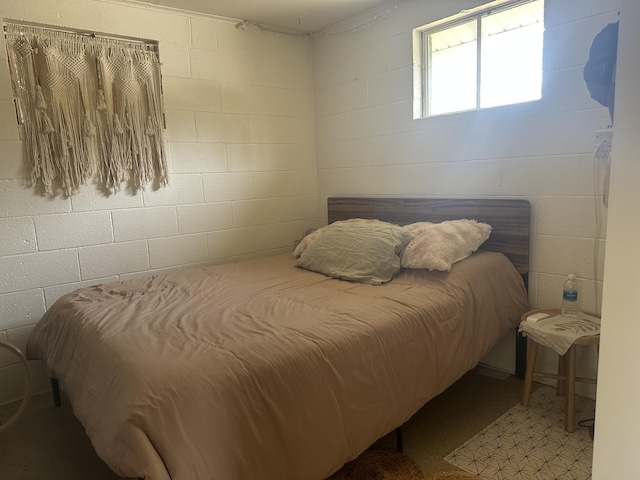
[565,346,577,433]
[557,354,566,397]
[521,340,539,407]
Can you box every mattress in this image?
[27,250,529,480]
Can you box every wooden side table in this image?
[520,309,599,433]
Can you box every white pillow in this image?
[401,219,491,271]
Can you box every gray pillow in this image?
[293,218,392,257]
[296,221,414,285]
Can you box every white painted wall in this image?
[0,0,633,475]
[0,0,624,408]
[0,0,319,404]
[592,0,640,477]
[312,0,619,385]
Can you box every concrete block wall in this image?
[312,0,620,387]
[0,0,621,404]
[0,0,318,404]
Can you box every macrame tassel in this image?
[35,85,48,110]
[124,108,132,132]
[83,114,96,137]
[41,112,55,134]
[6,23,169,196]
[96,89,107,111]
[145,115,155,136]
[60,127,73,150]
[113,113,124,135]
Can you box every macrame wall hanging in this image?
[4,22,168,196]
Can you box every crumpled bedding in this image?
[27,250,529,480]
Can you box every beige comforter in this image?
[27,251,529,480]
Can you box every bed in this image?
[26,197,531,480]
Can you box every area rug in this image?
[425,471,479,480]
[328,448,424,480]
[445,386,595,479]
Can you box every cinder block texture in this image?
[34,212,113,251]
[78,242,149,280]
[148,234,208,269]
[0,289,46,330]
[0,0,317,404]
[0,251,80,294]
[0,217,37,256]
[112,207,178,242]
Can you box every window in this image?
[413,0,544,118]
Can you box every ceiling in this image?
[128,0,393,33]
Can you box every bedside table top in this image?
[521,308,560,322]
[519,309,600,354]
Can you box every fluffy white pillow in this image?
[401,219,491,271]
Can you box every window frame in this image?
[412,0,544,119]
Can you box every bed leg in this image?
[515,328,527,379]
[50,378,61,407]
[395,426,403,453]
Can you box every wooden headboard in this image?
[327,197,531,276]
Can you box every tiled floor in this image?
[445,386,595,479]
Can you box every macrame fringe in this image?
[96,89,107,110]
[41,112,54,134]
[4,23,168,196]
[83,114,96,137]
[35,85,48,110]
[113,114,124,135]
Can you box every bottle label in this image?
[563,290,578,302]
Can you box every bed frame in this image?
[50,197,532,410]
[45,196,530,478]
[327,197,531,378]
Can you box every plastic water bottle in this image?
[561,274,579,317]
